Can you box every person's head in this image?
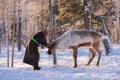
[42,29,48,37]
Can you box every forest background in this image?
[0,0,120,53]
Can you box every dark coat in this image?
[23,31,48,66]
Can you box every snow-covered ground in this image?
[0,44,120,80]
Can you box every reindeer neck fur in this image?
[54,30,102,51]
[53,31,72,51]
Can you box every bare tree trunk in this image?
[4,0,10,67]
[48,0,58,42]
[0,0,6,53]
[21,38,27,48]
[53,0,58,38]
[41,0,44,30]
[11,0,16,67]
[83,0,90,59]
[83,0,90,29]
[2,22,6,42]
[17,0,22,51]
[0,27,2,53]
[11,39,15,67]
[18,17,22,51]
[24,4,27,34]
[49,0,54,42]
[6,28,9,67]
[2,1,6,42]
[102,20,111,56]
[37,17,40,30]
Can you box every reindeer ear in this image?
[52,39,56,43]
[47,43,50,48]
[50,39,56,45]
[48,39,56,48]
[48,41,53,48]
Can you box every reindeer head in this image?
[47,41,57,55]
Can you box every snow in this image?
[0,44,120,80]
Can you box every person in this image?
[23,29,49,70]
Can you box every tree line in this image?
[0,0,119,54]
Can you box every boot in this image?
[34,66,41,70]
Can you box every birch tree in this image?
[11,0,16,67]
[17,0,22,51]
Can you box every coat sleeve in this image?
[42,36,48,47]
[35,32,48,47]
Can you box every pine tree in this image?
[57,0,83,25]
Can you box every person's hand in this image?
[41,45,44,49]
[47,43,51,48]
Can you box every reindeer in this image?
[47,30,105,68]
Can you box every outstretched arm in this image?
[42,36,48,47]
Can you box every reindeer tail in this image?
[102,35,112,56]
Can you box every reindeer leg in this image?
[95,48,102,66]
[53,51,57,65]
[72,47,78,68]
[85,47,96,66]
[93,42,102,66]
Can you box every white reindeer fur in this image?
[55,30,102,51]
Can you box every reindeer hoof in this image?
[96,64,99,67]
[73,65,77,68]
[85,64,89,66]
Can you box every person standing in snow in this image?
[23,29,49,70]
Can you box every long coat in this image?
[23,31,48,66]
